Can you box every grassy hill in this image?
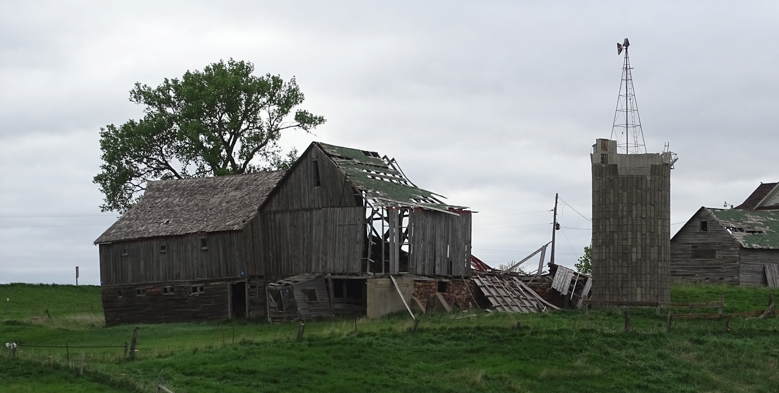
[1,283,778,392]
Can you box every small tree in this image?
[575,245,592,274]
[94,59,325,213]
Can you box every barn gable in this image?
[671,207,741,284]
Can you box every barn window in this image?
[190,285,205,295]
[301,288,318,301]
[160,244,167,254]
[600,153,608,164]
[121,248,129,257]
[200,237,208,251]
[136,288,146,296]
[117,289,123,298]
[162,286,174,295]
[700,221,708,232]
[437,281,449,293]
[312,160,321,187]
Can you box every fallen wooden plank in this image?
[434,292,452,313]
[513,278,561,311]
[389,275,415,321]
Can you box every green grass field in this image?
[1,283,778,392]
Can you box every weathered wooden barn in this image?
[671,206,779,287]
[96,142,473,325]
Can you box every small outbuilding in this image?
[671,183,779,287]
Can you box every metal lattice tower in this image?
[610,38,647,154]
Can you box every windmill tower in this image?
[590,38,675,307]
[610,38,647,154]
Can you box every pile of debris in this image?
[471,273,559,312]
[469,245,591,313]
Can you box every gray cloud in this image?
[1,1,777,283]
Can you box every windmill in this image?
[610,37,647,154]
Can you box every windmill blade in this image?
[617,43,623,55]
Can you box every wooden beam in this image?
[389,275,415,320]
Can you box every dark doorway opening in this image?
[331,278,366,316]
[231,282,247,319]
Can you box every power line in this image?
[559,198,591,222]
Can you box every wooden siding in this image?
[408,209,472,276]
[99,230,252,285]
[263,145,362,212]
[739,249,779,286]
[671,209,740,284]
[253,207,365,280]
[102,279,233,325]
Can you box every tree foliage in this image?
[94,59,325,213]
[575,245,592,274]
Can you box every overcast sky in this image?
[2,1,778,284]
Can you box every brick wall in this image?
[413,279,475,311]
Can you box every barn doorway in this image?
[230,282,247,319]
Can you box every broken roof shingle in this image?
[95,171,284,243]
[316,142,467,212]
[709,208,779,249]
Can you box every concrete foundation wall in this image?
[591,138,672,306]
[366,277,415,319]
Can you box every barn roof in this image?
[95,171,284,243]
[709,208,779,249]
[735,182,778,210]
[316,142,466,212]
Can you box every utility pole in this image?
[550,193,559,266]
[75,266,79,286]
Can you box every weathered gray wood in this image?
[671,208,742,285]
[765,265,779,288]
[389,208,400,274]
[576,277,593,308]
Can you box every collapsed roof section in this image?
[317,142,467,213]
[709,208,779,249]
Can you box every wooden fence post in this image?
[759,294,775,319]
[123,342,128,359]
[353,318,358,333]
[129,327,139,361]
[724,317,731,332]
[623,309,631,332]
[11,343,16,360]
[66,343,70,364]
[296,321,305,341]
[666,312,673,333]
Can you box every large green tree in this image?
[94,59,325,213]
